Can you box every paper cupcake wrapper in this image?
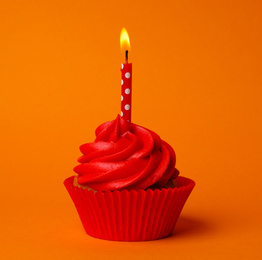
[64,176,195,241]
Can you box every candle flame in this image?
[120,28,130,50]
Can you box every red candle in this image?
[120,28,132,122]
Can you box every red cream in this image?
[74,115,179,191]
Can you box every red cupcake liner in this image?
[64,176,195,241]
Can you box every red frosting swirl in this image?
[73,115,179,191]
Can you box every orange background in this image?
[1,0,262,259]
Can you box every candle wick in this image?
[125,50,128,63]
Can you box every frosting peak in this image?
[74,115,179,191]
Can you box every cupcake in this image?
[64,115,195,241]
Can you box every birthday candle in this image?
[120,28,132,122]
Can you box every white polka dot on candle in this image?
[125,104,130,110]
[121,95,123,101]
[125,88,130,94]
[121,79,123,85]
[121,111,123,117]
[121,64,124,69]
[125,72,130,79]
